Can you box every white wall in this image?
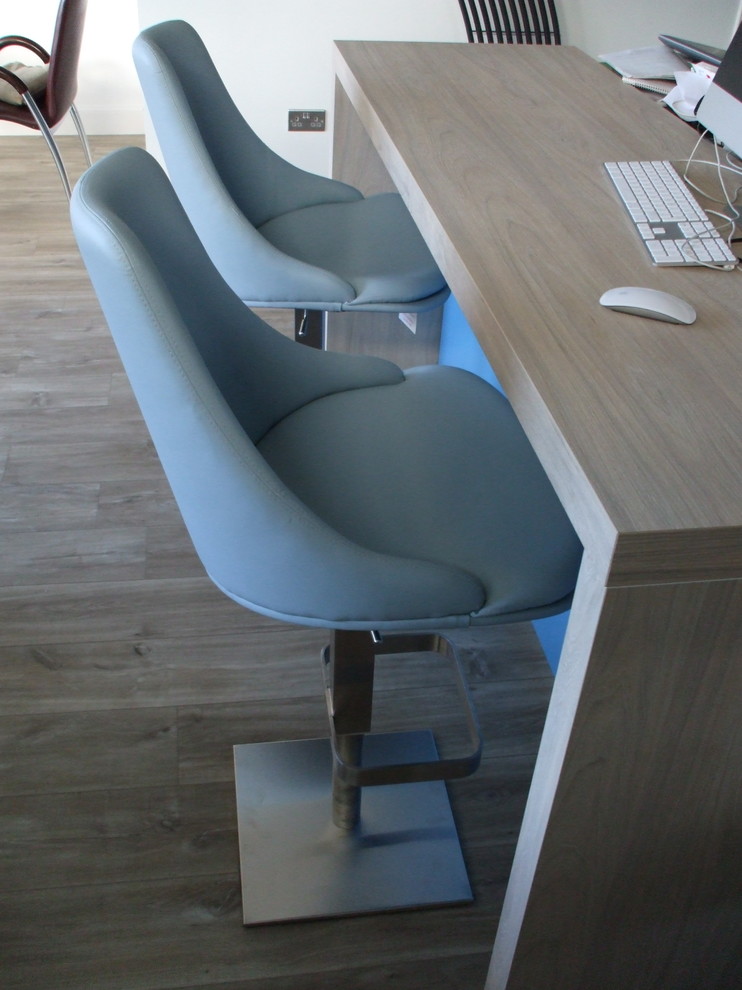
[136,0,466,174]
[135,0,742,174]
[562,0,740,58]
[2,0,741,169]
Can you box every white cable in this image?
[673,129,742,265]
[710,133,742,221]
[679,131,742,210]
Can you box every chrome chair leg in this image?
[294,308,325,348]
[326,629,376,830]
[22,92,71,198]
[69,103,93,167]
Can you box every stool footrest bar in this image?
[321,631,483,789]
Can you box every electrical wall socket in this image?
[288,110,326,131]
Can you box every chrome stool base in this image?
[233,730,472,925]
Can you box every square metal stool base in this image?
[233,730,472,924]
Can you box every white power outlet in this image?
[288,110,326,131]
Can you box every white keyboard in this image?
[604,160,738,268]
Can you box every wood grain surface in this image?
[334,42,742,557]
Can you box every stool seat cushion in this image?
[259,364,582,625]
[71,146,581,633]
[259,193,447,310]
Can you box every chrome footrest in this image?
[321,631,483,788]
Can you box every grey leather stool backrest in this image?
[70,147,500,627]
[72,147,580,631]
[132,20,448,314]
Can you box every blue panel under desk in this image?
[439,296,505,393]
[439,296,568,675]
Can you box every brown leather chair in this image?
[0,0,92,197]
[458,0,561,45]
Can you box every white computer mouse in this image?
[599,286,697,325]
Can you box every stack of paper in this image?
[599,45,689,96]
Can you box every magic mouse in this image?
[599,286,696,325]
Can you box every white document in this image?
[599,45,689,80]
[663,70,712,121]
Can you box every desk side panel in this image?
[488,574,742,990]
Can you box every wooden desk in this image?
[333,41,742,990]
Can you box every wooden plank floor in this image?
[0,135,555,990]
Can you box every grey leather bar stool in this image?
[71,147,582,924]
[133,20,448,348]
